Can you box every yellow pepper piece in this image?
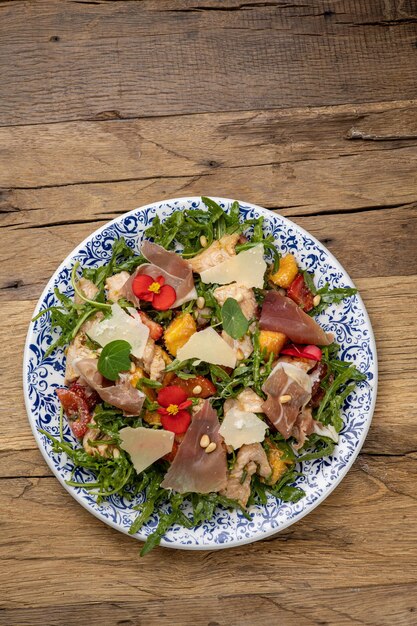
[164,313,197,357]
[259,330,287,359]
[270,253,298,289]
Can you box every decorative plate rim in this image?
[23,196,378,551]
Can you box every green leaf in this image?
[97,340,132,381]
[221,297,249,340]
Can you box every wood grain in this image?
[1,1,417,125]
[2,0,417,624]
[1,454,416,625]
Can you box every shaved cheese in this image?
[86,303,149,359]
[119,427,174,474]
[219,408,268,449]
[176,327,236,368]
[268,362,312,394]
[199,244,266,288]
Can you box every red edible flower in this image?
[157,385,192,434]
[280,343,322,361]
[132,274,176,311]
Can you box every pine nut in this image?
[205,442,217,454]
[196,296,205,309]
[313,295,321,307]
[235,293,243,302]
[200,235,208,247]
[113,448,120,459]
[237,349,244,360]
[130,361,136,373]
[200,435,210,448]
[279,394,292,404]
[193,384,202,395]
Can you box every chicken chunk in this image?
[64,332,98,383]
[277,355,316,373]
[83,418,118,458]
[221,443,271,507]
[189,233,240,273]
[141,339,168,382]
[223,388,264,415]
[74,277,98,305]
[221,331,253,361]
[105,271,130,303]
[213,283,257,321]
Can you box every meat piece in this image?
[213,283,257,321]
[260,292,333,346]
[149,345,167,381]
[83,418,117,457]
[224,388,264,415]
[74,277,98,305]
[140,338,167,382]
[121,241,196,308]
[277,355,316,373]
[64,332,98,383]
[291,406,316,449]
[221,331,253,361]
[161,400,228,494]
[262,362,311,439]
[105,271,130,303]
[221,443,271,507]
[188,233,239,273]
[75,359,145,416]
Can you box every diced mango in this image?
[129,366,156,401]
[270,253,298,288]
[164,313,197,357]
[264,440,293,485]
[259,330,287,359]
[129,366,145,388]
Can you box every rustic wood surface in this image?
[1,1,416,625]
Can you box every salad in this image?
[37,197,364,555]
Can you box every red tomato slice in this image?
[287,274,314,312]
[56,388,92,439]
[170,375,216,399]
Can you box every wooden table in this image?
[1,1,417,624]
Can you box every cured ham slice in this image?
[262,362,312,439]
[161,400,228,494]
[291,406,316,449]
[260,292,332,346]
[74,358,145,416]
[121,240,197,308]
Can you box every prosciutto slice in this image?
[74,358,145,416]
[121,240,197,308]
[161,400,228,494]
[262,362,312,439]
[260,291,332,346]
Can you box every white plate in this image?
[24,197,377,550]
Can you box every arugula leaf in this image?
[97,340,132,381]
[221,298,249,339]
[309,281,357,315]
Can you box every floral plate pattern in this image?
[23,197,377,550]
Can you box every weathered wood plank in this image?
[2,101,417,188]
[1,1,417,125]
[2,275,417,460]
[0,454,416,615]
[1,583,416,626]
[1,205,416,300]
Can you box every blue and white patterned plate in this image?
[23,197,377,550]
